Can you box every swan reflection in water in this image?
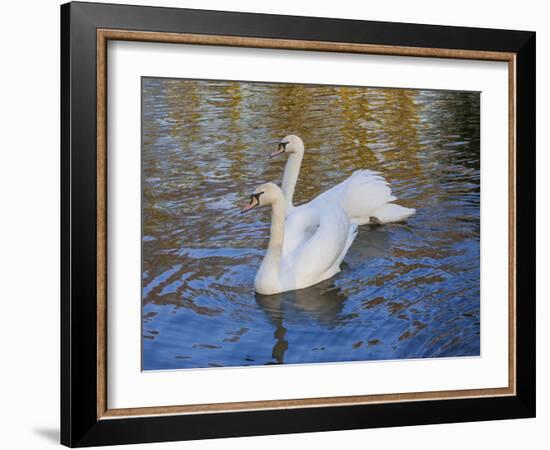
[253,225,396,366]
[255,277,349,365]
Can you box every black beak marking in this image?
[251,191,264,203]
[241,191,264,213]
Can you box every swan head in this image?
[241,182,283,213]
[270,135,304,159]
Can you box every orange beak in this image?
[241,196,260,213]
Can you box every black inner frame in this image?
[61,2,536,447]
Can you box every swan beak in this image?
[269,144,286,159]
[241,197,259,213]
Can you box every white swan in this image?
[270,135,416,225]
[241,182,357,295]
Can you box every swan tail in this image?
[370,203,416,224]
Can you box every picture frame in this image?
[61,1,535,447]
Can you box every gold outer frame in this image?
[96,29,516,420]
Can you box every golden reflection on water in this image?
[142,78,480,370]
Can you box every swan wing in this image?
[281,171,376,255]
[310,169,414,225]
[282,205,319,257]
[281,203,355,290]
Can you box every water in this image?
[141,78,480,370]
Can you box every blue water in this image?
[141,78,480,370]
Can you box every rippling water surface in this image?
[141,78,480,370]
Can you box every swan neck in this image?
[281,152,303,213]
[259,199,285,275]
[267,199,285,251]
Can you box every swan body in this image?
[271,135,416,226]
[242,183,357,295]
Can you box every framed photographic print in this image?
[61,1,536,447]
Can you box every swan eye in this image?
[278,141,289,151]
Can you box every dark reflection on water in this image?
[141,77,480,370]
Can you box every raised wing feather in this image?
[311,170,398,224]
